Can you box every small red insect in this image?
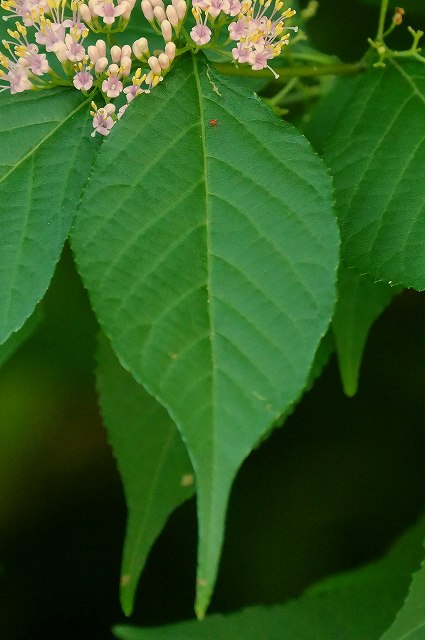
[209,119,219,127]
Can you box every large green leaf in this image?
[72,55,339,616]
[114,515,425,640]
[319,61,425,290]
[332,265,396,397]
[0,88,99,343]
[379,551,425,639]
[96,335,194,616]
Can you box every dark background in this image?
[1,1,425,637]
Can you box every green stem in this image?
[376,0,389,41]
[267,77,299,106]
[213,61,366,81]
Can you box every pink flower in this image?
[35,22,66,52]
[0,63,32,93]
[205,0,229,17]
[192,0,208,9]
[227,0,241,16]
[117,103,129,119]
[62,33,86,62]
[228,18,247,40]
[124,83,142,102]
[73,69,93,90]
[232,41,251,62]
[190,24,212,45]
[93,0,127,24]
[102,74,123,98]
[91,103,116,136]
[248,46,273,70]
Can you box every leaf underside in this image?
[72,55,339,616]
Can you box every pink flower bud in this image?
[55,42,68,62]
[141,0,154,20]
[150,0,164,7]
[165,41,176,61]
[108,63,120,75]
[120,55,132,75]
[121,44,132,58]
[153,4,166,21]
[148,55,161,75]
[96,40,107,57]
[111,45,121,62]
[161,18,172,41]
[166,4,178,25]
[87,45,100,63]
[95,56,108,72]
[121,1,132,18]
[78,4,92,22]
[132,37,149,59]
[176,0,186,20]
[158,52,170,69]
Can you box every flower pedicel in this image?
[0,0,297,136]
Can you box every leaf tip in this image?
[120,575,135,617]
[195,577,211,620]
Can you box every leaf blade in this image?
[0,89,99,343]
[318,61,425,290]
[72,55,339,616]
[96,336,194,616]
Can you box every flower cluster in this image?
[0,0,296,136]
[191,0,297,76]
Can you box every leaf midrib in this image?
[192,54,219,550]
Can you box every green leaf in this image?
[72,55,339,616]
[0,88,99,344]
[96,335,194,616]
[332,265,397,397]
[0,305,43,370]
[318,61,425,290]
[113,515,425,640]
[379,549,425,639]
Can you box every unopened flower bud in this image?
[96,39,107,57]
[393,6,405,25]
[121,44,132,58]
[150,0,164,7]
[78,3,92,22]
[111,45,122,62]
[55,42,68,62]
[88,44,100,62]
[176,0,186,20]
[122,1,132,18]
[133,36,149,59]
[108,63,120,75]
[158,52,170,69]
[161,18,172,41]
[153,4,166,21]
[166,4,178,25]
[120,55,132,75]
[95,56,108,72]
[148,55,161,75]
[165,41,176,61]
[141,0,154,20]
[104,103,116,115]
